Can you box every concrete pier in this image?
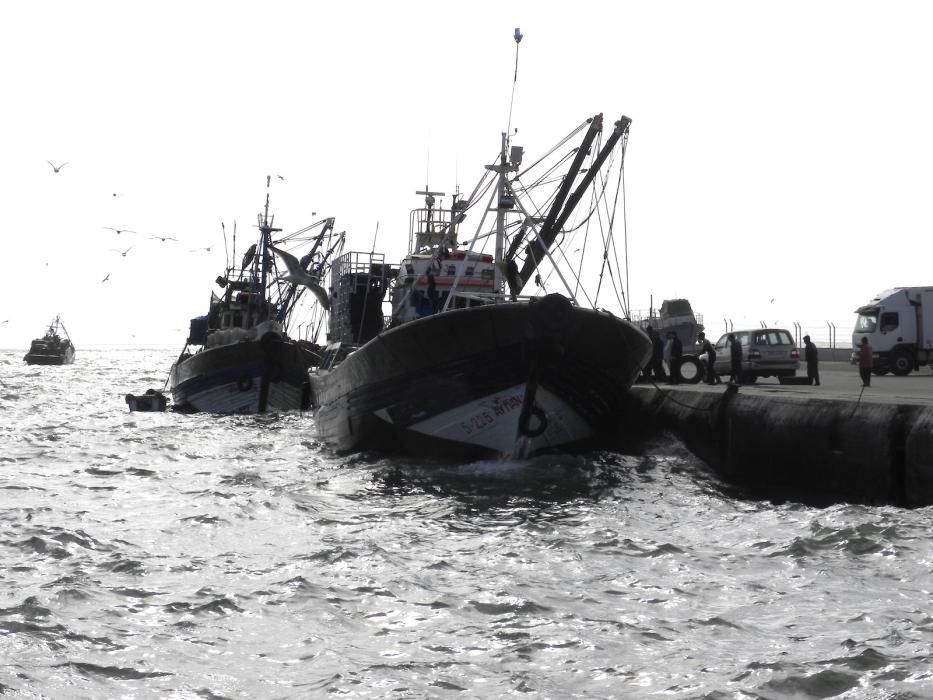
[620,362,933,507]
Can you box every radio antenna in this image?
[506,27,523,140]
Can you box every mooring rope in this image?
[648,379,736,413]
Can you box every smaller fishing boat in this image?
[168,178,340,414]
[24,315,75,365]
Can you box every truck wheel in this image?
[891,351,913,376]
[677,356,703,384]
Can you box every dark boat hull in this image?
[170,336,313,414]
[24,348,75,365]
[310,295,651,459]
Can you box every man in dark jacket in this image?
[803,335,819,386]
[668,332,683,384]
[649,326,666,380]
[728,333,743,384]
[698,331,721,384]
[858,336,874,387]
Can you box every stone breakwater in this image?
[621,385,933,507]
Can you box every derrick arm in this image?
[277,218,337,323]
[508,114,631,296]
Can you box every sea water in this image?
[1,348,932,698]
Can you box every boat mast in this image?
[486,132,520,294]
[495,133,508,292]
[258,175,282,296]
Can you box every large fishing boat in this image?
[24,315,75,365]
[169,179,342,413]
[309,108,651,459]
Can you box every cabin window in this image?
[465,266,474,276]
[446,264,456,276]
[481,268,494,281]
[233,311,243,327]
[880,312,899,333]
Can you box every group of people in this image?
[703,331,824,386]
[645,327,835,387]
[644,326,683,384]
[697,331,741,385]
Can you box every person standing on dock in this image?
[858,336,874,387]
[668,332,683,384]
[803,335,820,386]
[728,333,742,384]
[698,332,721,384]
[649,326,666,380]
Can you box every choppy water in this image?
[1,348,933,699]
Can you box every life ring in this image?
[519,405,548,438]
[237,375,254,392]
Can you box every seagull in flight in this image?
[104,227,136,236]
[47,161,68,173]
[189,246,212,253]
[112,246,134,257]
[270,245,330,310]
[101,273,111,283]
[148,235,178,242]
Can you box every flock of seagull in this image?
[46,160,325,304]
[46,160,217,284]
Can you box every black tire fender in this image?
[677,355,704,384]
[533,294,573,333]
[260,331,279,352]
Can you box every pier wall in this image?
[620,386,933,507]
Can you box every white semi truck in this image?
[853,287,933,375]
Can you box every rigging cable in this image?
[621,150,630,318]
[600,143,629,317]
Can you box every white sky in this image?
[3,0,932,349]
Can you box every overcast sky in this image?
[3,1,932,349]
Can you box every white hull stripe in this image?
[374,384,592,453]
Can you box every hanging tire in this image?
[519,406,548,438]
[300,382,311,411]
[677,356,703,384]
[890,350,913,376]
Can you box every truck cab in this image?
[853,287,933,375]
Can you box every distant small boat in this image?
[125,389,169,412]
[24,315,75,365]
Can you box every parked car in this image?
[707,328,799,383]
